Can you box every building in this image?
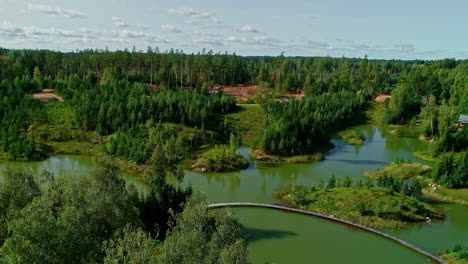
[458,114,468,129]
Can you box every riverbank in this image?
[366,161,431,180]
[423,187,468,206]
[249,149,324,163]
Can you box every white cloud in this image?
[395,43,416,53]
[161,24,181,33]
[193,37,224,46]
[239,25,261,33]
[27,4,86,18]
[111,29,147,38]
[112,17,129,28]
[167,8,220,24]
[307,40,330,49]
[148,37,174,44]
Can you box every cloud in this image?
[112,17,129,28]
[27,3,86,18]
[112,29,147,38]
[307,40,330,49]
[167,8,220,24]
[0,21,25,37]
[161,24,181,33]
[238,25,261,33]
[147,37,173,44]
[193,37,224,46]
[394,43,416,53]
[226,35,283,47]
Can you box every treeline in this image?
[2,47,457,93]
[258,91,366,156]
[383,63,467,123]
[0,157,248,263]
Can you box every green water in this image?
[1,125,466,263]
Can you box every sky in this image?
[0,0,467,59]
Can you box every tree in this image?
[156,193,248,264]
[343,176,353,188]
[0,168,41,243]
[103,226,159,264]
[326,175,336,190]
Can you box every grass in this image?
[440,245,468,264]
[191,145,249,173]
[275,187,444,230]
[249,149,324,163]
[423,187,468,206]
[366,161,431,180]
[224,105,265,146]
[283,154,324,163]
[441,254,468,264]
[337,129,365,145]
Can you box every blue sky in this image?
[0,0,467,59]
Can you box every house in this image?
[458,114,468,129]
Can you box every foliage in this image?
[277,186,442,230]
[432,152,468,188]
[366,160,432,180]
[257,91,366,156]
[156,193,248,264]
[337,129,365,145]
[192,145,249,173]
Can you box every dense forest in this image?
[1,48,466,162]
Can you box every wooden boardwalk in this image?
[208,202,447,264]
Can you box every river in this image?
[1,125,466,263]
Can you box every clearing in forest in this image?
[213,85,305,102]
[373,94,391,103]
[225,104,265,145]
[32,89,64,102]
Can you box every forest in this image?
[0,47,467,263]
[0,48,466,163]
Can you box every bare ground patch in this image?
[33,89,64,102]
[213,85,304,101]
[373,94,391,103]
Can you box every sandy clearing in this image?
[373,94,391,103]
[32,89,64,102]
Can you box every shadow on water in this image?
[327,158,389,166]
[244,227,297,243]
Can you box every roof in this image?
[459,114,468,123]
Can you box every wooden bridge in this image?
[208,202,447,264]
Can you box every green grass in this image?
[441,254,468,264]
[249,149,324,163]
[337,129,365,145]
[423,187,468,206]
[366,161,431,180]
[192,145,249,173]
[224,105,265,146]
[276,187,443,230]
[440,245,468,264]
[283,154,324,163]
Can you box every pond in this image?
[1,125,466,263]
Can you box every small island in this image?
[275,184,443,230]
[192,145,249,173]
